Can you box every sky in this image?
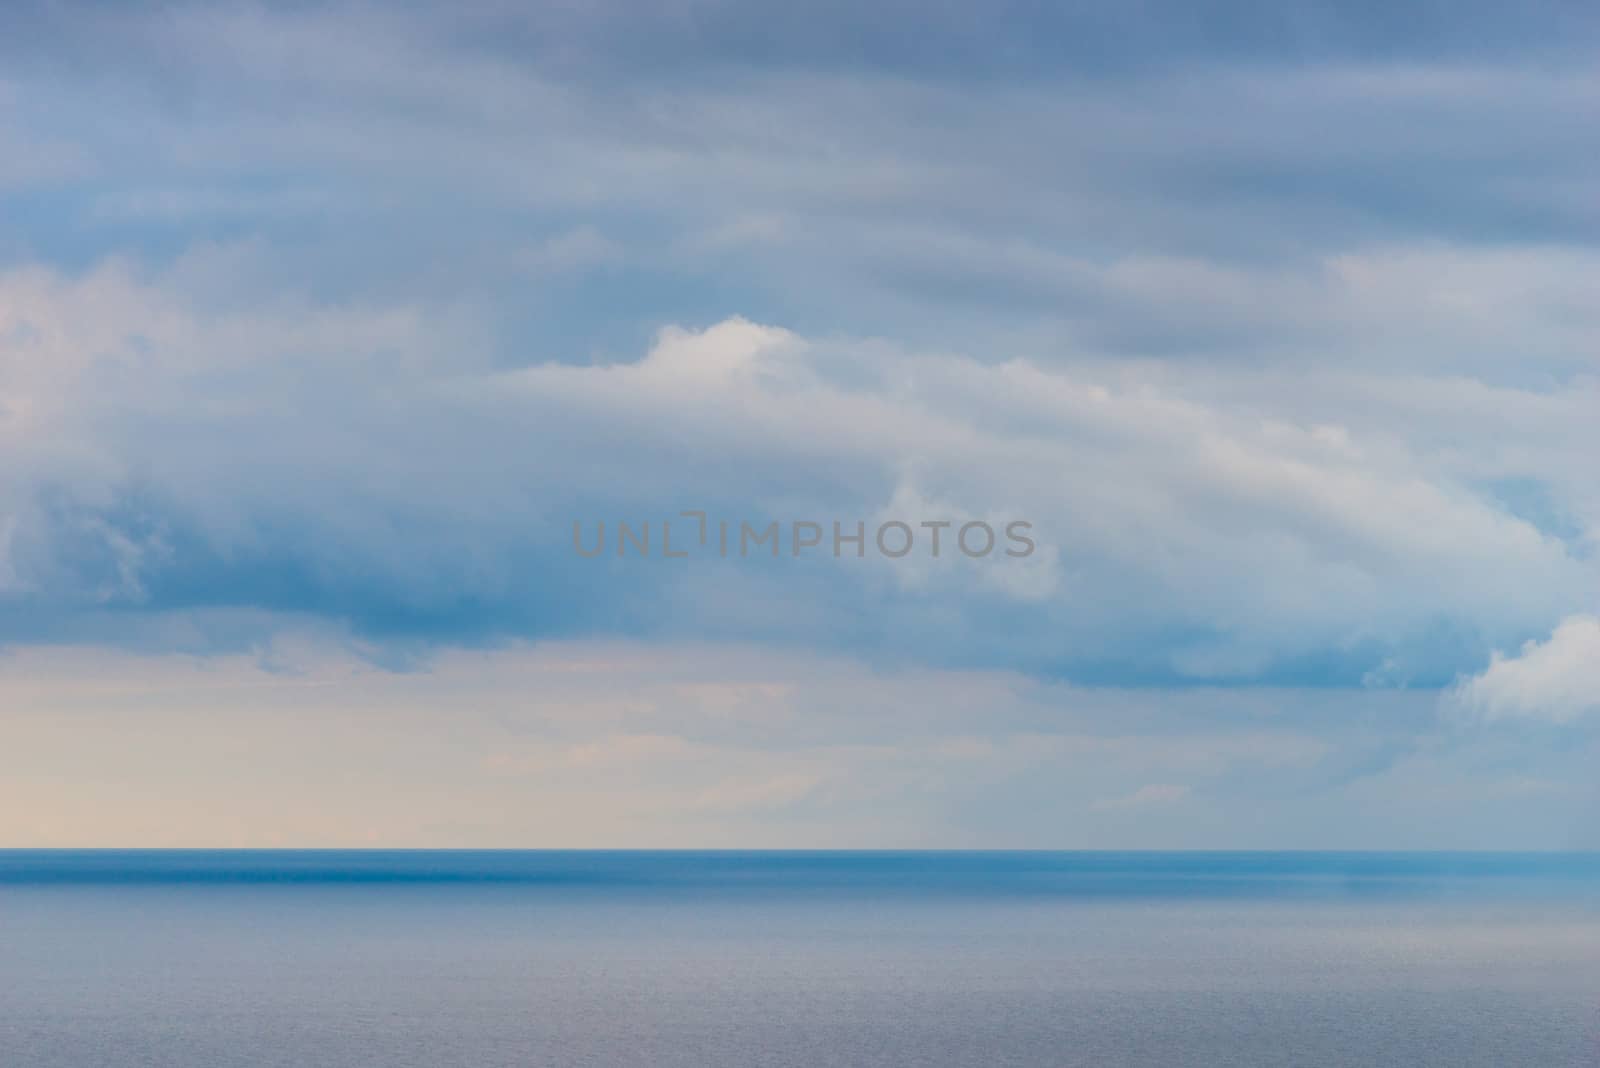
[1,0,1597,847]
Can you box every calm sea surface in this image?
[2,851,1598,1067]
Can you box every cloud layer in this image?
[6,636,1590,849]
[1,0,1597,844]
[3,264,1594,686]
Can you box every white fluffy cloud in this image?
[1,257,1595,685]
[1450,616,1600,723]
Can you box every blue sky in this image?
[1,0,1597,847]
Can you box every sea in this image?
[2,851,1597,1066]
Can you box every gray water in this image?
[2,852,1598,1066]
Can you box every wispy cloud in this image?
[1092,784,1191,811]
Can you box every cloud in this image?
[1092,784,1191,811]
[0,0,1596,848]
[4,1,1598,348]
[7,0,1593,684]
[1449,616,1600,723]
[0,256,1594,687]
[0,635,1539,848]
